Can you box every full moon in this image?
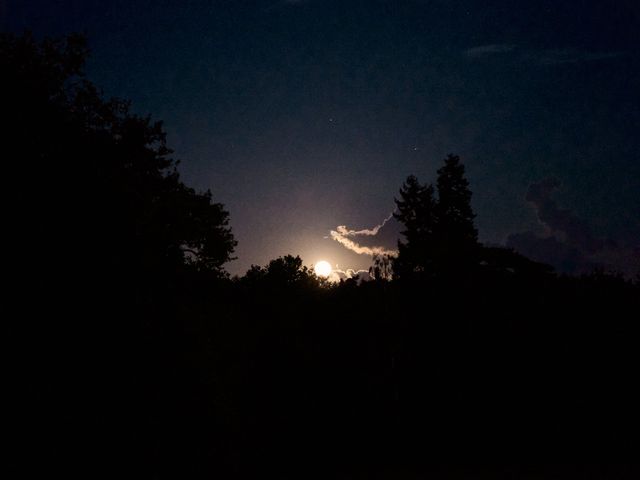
[314,260,332,278]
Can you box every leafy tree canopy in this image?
[2,32,236,277]
[242,255,324,290]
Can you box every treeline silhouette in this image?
[6,33,639,479]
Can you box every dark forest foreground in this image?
[4,33,639,479]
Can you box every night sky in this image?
[5,0,640,276]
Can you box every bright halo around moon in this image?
[314,260,332,278]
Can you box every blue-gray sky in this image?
[5,0,639,275]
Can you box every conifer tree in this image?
[434,154,479,274]
[393,175,437,279]
[393,156,479,280]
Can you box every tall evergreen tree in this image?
[434,154,479,273]
[393,156,479,280]
[392,175,437,279]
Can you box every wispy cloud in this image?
[277,0,309,6]
[335,212,394,237]
[529,49,625,65]
[264,0,309,12]
[465,44,516,57]
[329,232,398,257]
[465,44,625,65]
[329,213,398,258]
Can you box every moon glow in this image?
[314,260,332,278]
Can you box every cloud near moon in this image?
[327,268,371,283]
[329,212,398,258]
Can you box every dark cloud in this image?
[525,178,604,254]
[506,231,593,274]
[507,179,638,276]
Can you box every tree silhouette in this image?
[393,175,437,279]
[2,32,236,278]
[7,31,640,480]
[242,255,322,289]
[393,155,480,280]
[3,33,238,474]
[370,253,393,281]
[434,154,479,275]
